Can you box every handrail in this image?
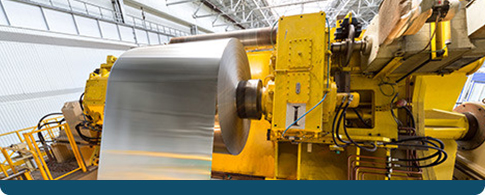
[23,123,87,180]
[0,116,86,180]
[11,0,189,38]
[0,116,62,167]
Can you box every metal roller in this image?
[454,103,485,150]
[169,27,277,47]
[98,38,261,180]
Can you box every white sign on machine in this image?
[286,103,307,130]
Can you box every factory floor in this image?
[63,168,98,180]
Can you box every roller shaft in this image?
[169,27,277,47]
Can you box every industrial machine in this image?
[2,0,485,180]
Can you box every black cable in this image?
[79,93,94,121]
[393,140,441,162]
[37,132,47,145]
[37,119,65,130]
[36,113,63,129]
[403,106,416,128]
[342,111,378,152]
[336,100,352,145]
[35,113,67,163]
[332,96,378,152]
[332,100,347,147]
[388,143,447,168]
[383,136,447,168]
[75,123,101,144]
[36,113,65,148]
[390,93,403,127]
[391,136,444,148]
[351,108,372,128]
[79,93,85,111]
[378,82,396,97]
[75,92,103,144]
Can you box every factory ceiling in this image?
[167,0,382,30]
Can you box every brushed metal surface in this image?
[98,38,250,180]
[170,27,276,47]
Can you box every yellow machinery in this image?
[3,0,485,180]
[170,0,485,180]
[83,55,117,126]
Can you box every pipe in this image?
[347,155,422,180]
[347,155,387,180]
[360,172,422,180]
[349,160,422,180]
[353,166,422,181]
[348,160,387,180]
[169,27,277,47]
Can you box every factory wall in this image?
[0,0,236,149]
[0,0,131,149]
[0,27,128,148]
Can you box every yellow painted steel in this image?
[83,55,116,125]
[431,21,451,60]
[63,124,88,172]
[1,148,17,175]
[272,12,334,137]
[54,167,82,180]
[23,135,49,180]
[0,116,64,179]
[336,93,360,108]
[23,170,33,180]
[373,57,403,80]
[8,123,88,180]
[420,73,468,111]
[89,146,100,166]
[425,109,468,140]
[415,73,469,180]
[335,12,353,35]
[0,165,9,178]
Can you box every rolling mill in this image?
[1,0,485,180]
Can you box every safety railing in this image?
[0,116,86,180]
[125,14,188,37]
[23,122,86,180]
[0,116,62,178]
[11,0,190,38]
[23,0,121,22]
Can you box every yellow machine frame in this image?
[211,12,484,180]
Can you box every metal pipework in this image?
[170,27,277,47]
